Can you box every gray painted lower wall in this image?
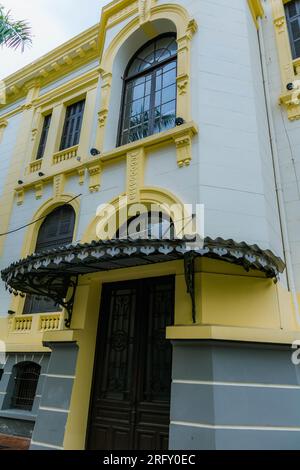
[169,341,300,450]
[30,342,78,450]
[0,352,49,440]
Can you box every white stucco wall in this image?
[262,0,300,289]
[1,0,295,314]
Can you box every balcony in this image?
[9,313,63,334]
[53,145,78,165]
[29,160,42,174]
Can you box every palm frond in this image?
[0,4,32,51]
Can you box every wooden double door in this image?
[87,276,175,450]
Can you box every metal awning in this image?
[1,237,285,327]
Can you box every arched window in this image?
[118,34,177,146]
[117,212,175,240]
[285,0,300,59]
[10,362,41,411]
[23,205,75,314]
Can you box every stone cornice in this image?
[1,24,100,109]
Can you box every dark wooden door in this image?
[87,276,175,450]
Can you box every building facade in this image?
[0,0,300,450]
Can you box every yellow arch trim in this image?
[101,3,192,72]
[10,194,80,316]
[20,194,80,259]
[82,187,190,243]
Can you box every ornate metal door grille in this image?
[87,276,175,450]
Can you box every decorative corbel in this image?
[88,164,102,192]
[0,119,8,143]
[98,108,108,128]
[15,188,25,206]
[35,182,43,200]
[95,69,113,149]
[176,19,198,122]
[173,130,194,168]
[78,168,85,186]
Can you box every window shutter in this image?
[60,100,85,150]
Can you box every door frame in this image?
[85,275,175,450]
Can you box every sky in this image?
[0,0,106,80]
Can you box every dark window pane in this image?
[161,85,176,104]
[295,38,300,57]
[291,19,300,40]
[163,67,177,88]
[286,1,300,58]
[23,205,75,315]
[119,35,177,146]
[60,99,85,150]
[288,2,298,18]
[36,114,52,160]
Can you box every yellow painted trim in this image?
[1,25,100,109]
[271,0,300,120]
[82,186,190,243]
[96,3,197,151]
[7,194,80,319]
[166,325,300,344]
[248,0,264,28]
[0,119,8,143]
[0,84,40,256]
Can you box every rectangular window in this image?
[285,0,300,59]
[60,99,85,151]
[36,114,52,160]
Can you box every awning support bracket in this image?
[184,252,196,324]
[61,276,78,328]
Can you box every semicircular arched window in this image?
[117,212,175,240]
[118,34,178,146]
[23,205,75,315]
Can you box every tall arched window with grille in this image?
[23,205,75,314]
[10,362,41,411]
[285,0,300,59]
[118,34,178,146]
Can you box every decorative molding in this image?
[53,174,66,197]
[15,188,25,206]
[35,182,43,200]
[98,3,197,146]
[29,160,42,174]
[78,168,85,186]
[53,145,78,165]
[138,0,153,25]
[95,70,113,149]
[126,148,145,203]
[0,119,8,129]
[88,164,102,192]
[177,74,189,95]
[271,0,300,120]
[0,119,8,143]
[2,25,99,109]
[106,1,139,29]
[31,128,39,141]
[173,128,197,168]
[98,109,108,128]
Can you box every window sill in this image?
[0,409,36,422]
[98,121,198,167]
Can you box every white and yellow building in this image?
[0,0,300,450]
